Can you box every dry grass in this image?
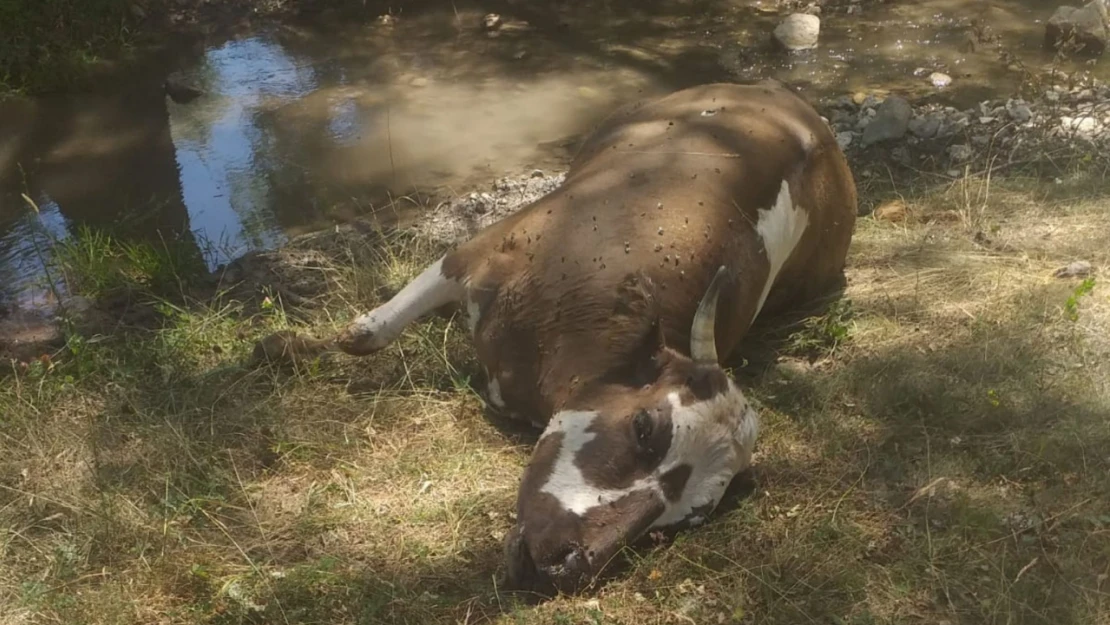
[2,159,1109,625]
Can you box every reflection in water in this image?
[170,36,321,264]
[0,0,1106,315]
[0,194,69,312]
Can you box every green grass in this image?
[0,0,141,96]
[1,159,1109,624]
[49,225,210,301]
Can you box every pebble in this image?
[824,72,1110,165]
[929,72,953,88]
[773,13,821,51]
[861,96,912,146]
[947,144,973,162]
[1061,116,1101,134]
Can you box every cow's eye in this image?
[632,410,654,446]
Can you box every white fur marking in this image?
[752,180,809,323]
[537,383,760,528]
[466,294,481,338]
[539,411,653,516]
[650,385,759,528]
[487,377,506,409]
[348,256,465,350]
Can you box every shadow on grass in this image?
[732,283,1105,624]
[5,202,1107,625]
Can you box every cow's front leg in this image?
[335,255,467,356]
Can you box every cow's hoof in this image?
[334,326,383,357]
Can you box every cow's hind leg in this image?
[335,255,467,356]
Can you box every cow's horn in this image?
[690,265,728,364]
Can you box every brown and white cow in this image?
[332,80,857,595]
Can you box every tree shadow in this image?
[725,275,1105,623]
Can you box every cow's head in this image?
[503,266,761,596]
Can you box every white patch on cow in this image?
[487,377,506,409]
[650,383,760,528]
[537,382,760,528]
[538,411,637,516]
[347,256,466,351]
[752,179,809,323]
[466,294,481,337]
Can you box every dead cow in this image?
[334,80,857,595]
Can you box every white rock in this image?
[1061,116,1100,133]
[773,13,821,51]
[836,131,854,149]
[929,72,953,88]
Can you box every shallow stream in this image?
[1,0,1104,320]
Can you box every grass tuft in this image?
[51,225,210,301]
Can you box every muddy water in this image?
[0,0,1104,316]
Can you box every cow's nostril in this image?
[548,545,581,567]
[540,545,592,594]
